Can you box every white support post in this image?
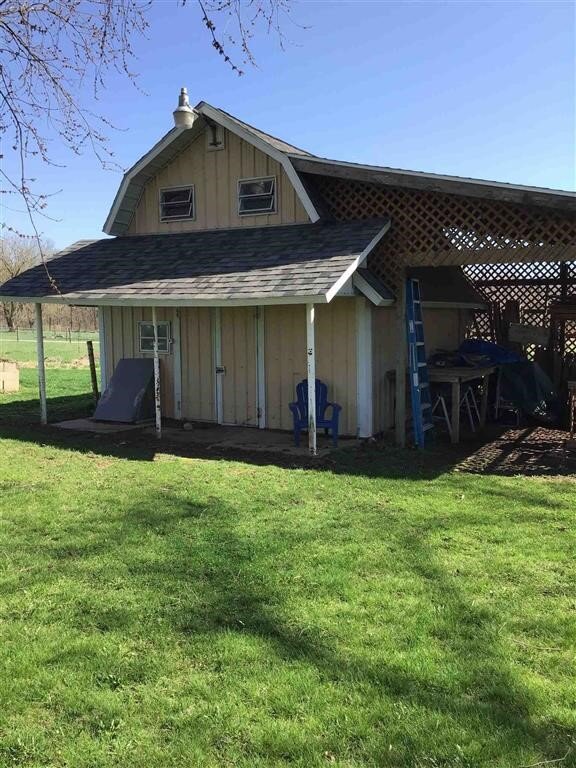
[306,302,317,455]
[98,307,108,394]
[394,278,407,447]
[152,306,162,439]
[356,297,373,438]
[35,303,47,425]
[172,308,182,420]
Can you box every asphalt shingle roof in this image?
[0,220,389,305]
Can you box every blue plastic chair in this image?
[289,378,342,447]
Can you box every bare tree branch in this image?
[0,0,297,292]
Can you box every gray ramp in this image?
[94,358,155,423]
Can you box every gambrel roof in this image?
[104,101,320,236]
[104,100,575,237]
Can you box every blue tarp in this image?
[457,339,560,424]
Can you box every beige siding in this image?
[372,306,396,433]
[104,306,176,418]
[264,299,357,436]
[264,305,307,431]
[315,300,357,436]
[221,307,258,426]
[371,306,475,433]
[104,298,360,434]
[180,307,215,422]
[127,128,309,235]
[423,308,473,354]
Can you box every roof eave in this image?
[0,293,333,308]
[291,155,576,212]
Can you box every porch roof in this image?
[0,219,390,307]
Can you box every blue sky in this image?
[4,0,575,248]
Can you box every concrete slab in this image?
[55,418,151,434]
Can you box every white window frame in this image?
[138,320,172,354]
[159,184,196,222]
[237,175,277,216]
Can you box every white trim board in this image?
[355,297,373,439]
[352,272,394,307]
[1,294,330,308]
[325,220,391,303]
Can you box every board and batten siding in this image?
[102,306,176,418]
[221,307,258,426]
[264,305,307,431]
[126,128,309,235]
[422,308,473,355]
[371,306,396,434]
[264,299,358,436]
[179,307,215,422]
[103,298,359,434]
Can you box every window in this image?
[159,186,195,221]
[238,176,276,215]
[138,321,171,354]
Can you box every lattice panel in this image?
[311,175,576,292]
[463,260,576,352]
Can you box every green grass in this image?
[0,375,575,767]
[0,331,99,367]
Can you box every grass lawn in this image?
[0,372,575,767]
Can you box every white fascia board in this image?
[352,272,394,306]
[103,124,199,235]
[197,103,320,223]
[289,154,576,202]
[1,294,329,308]
[325,220,391,304]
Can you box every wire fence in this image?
[0,327,99,343]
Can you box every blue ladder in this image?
[406,278,434,448]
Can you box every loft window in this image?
[159,186,195,221]
[238,176,276,215]
[138,321,171,354]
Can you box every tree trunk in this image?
[2,302,17,331]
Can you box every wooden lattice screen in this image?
[310,175,576,285]
[309,174,576,349]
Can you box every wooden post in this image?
[152,306,162,439]
[306,303,317,455]
[35,303,47,425]
[86,340,99,402]
[394,278,407,446]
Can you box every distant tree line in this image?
[0,236,97,332]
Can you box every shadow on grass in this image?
[8,488,572,765]
[0,389,574,480]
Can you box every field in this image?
[0,371,574,767]
[0,329,99,368]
